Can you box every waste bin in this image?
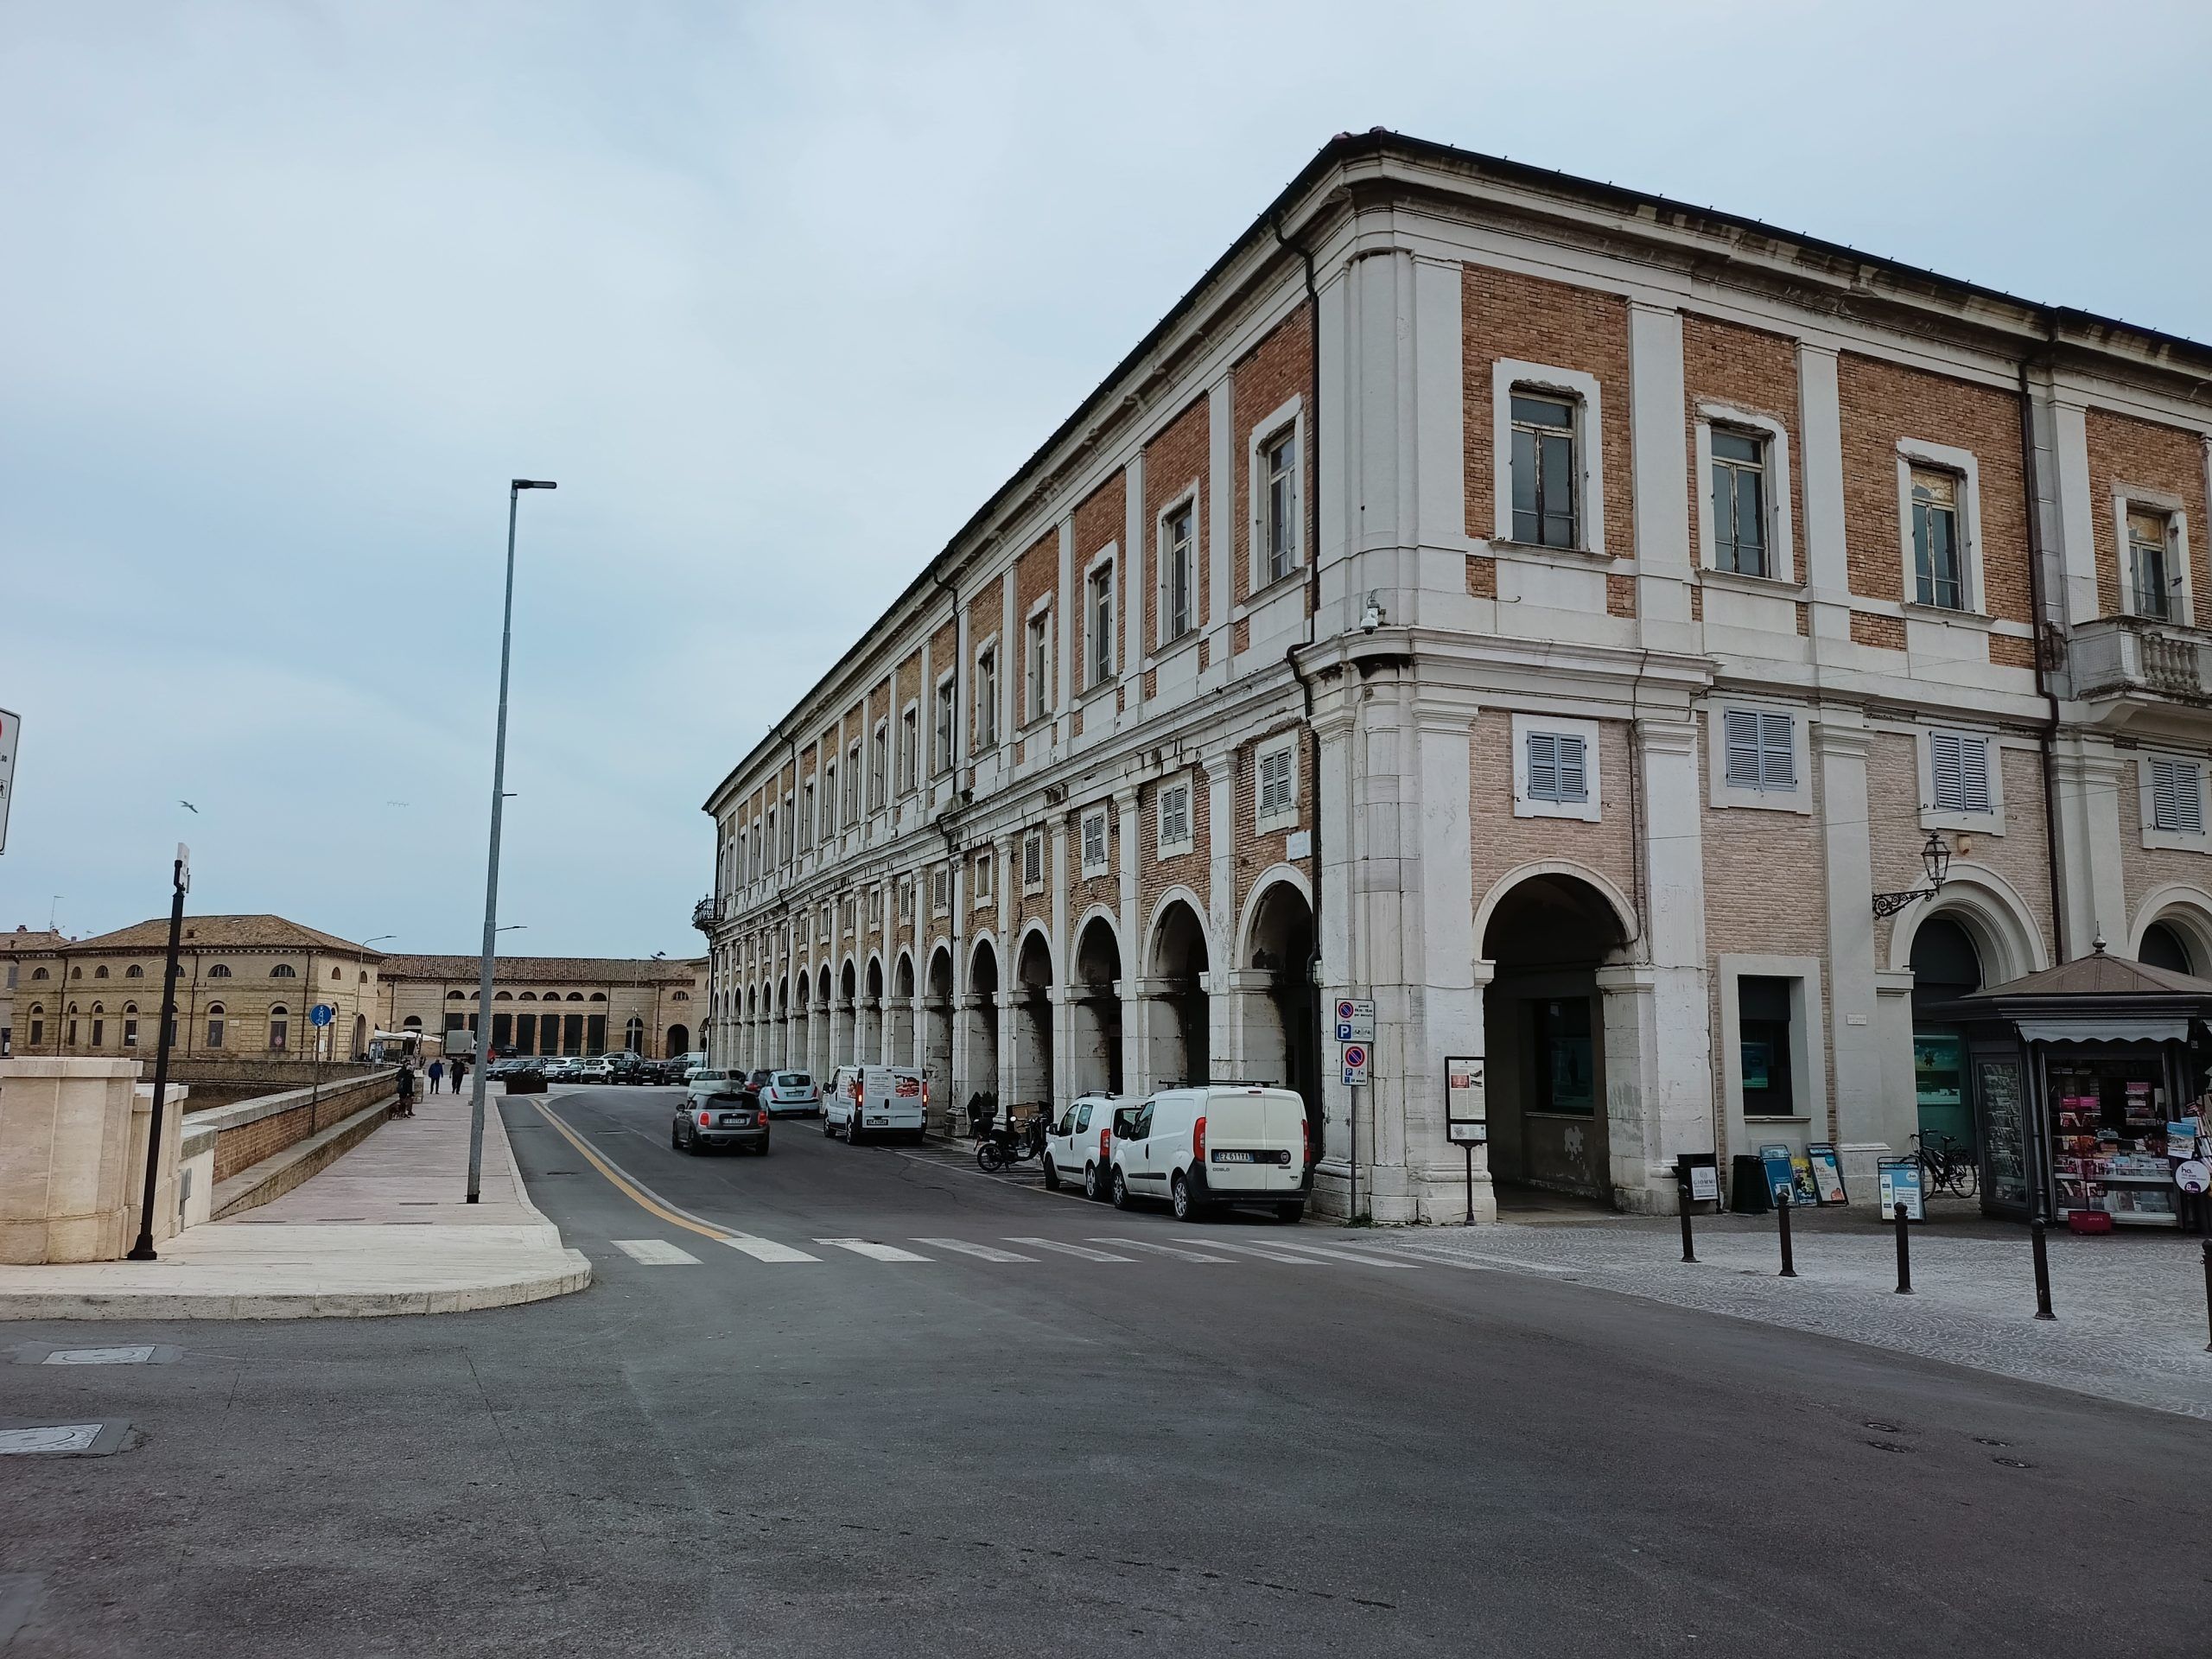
[1729,1153,1770,1214]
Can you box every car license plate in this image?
[1211,1150,1257,1163]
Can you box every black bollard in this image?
[2031,1217,2056,1321]
[1680,1183,1697,1263]
[1894,1201,1912,1294]
[2202,1240,2211,1354]
[1777,1189,1796,1278]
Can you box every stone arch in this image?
[1145,893,1211,1087]
[964,935,1001,1113]
[1143,886,1214,977]
[1233,864,1314,970]
[2126,884,2212,976]
[1473,860,1639,960]
[1070,910,1123,1098]
[1235,868,1320,1142]
[921,944,955,1121]
[1013,926,1056,1111]
[1885,862,2048,983]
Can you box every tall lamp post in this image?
[126,844,189,1261]
[467,479,556,1203]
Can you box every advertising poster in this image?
[1878,1159,1924,1222]
[1758,1142,1796,1205]
[1808,1142,1848,1205]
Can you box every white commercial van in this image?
[1108,1084,1311,1221]
[1042,1094,1122,1201]
[823,1064,929,1143]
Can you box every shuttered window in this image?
[1929,732,1993,816]
[1258,747,1296,817]
[1081,810,1109,875]
[1723,709,1796,793]
[2152,758,2205,836]
[1158,782,1192,853]
[1525,731,1589,805]
[1021,832,1043,888]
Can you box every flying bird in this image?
[179,800,199,813]
[385,800,410,807]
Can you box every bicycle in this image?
[1911,1130,1979,1200]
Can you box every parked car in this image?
[1043,1095,1122,1200]
[1108,1085,1310,1221]
[487,1056,538,1080]
[542,1056,588,1082]
[759,1069,822,1117]
[605,1052,646,1085]
[574,1056,619,1085]
[822,1064,927,1143]
[674,1071,768,1154]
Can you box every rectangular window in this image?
[516,1013,537,1054]
[28,1019,41,1046]
[1087,563,1115,686]
[1710,429,1769,577]
[1158,780,1192,855]
[975,648,998,747]
[1533,996,1594,1114]
[1256,741,1298,829]
[586,1014,607,1055]
[1022,830,1044,889]
[90,1017,105,1047]
[1163,503,1194,639]
[1026,610,1052,722]
[1263,428,1300,581]
[123,1016,138,1047]
[935,677,957,772]
[868,887,884,927]
[1525,731,1589,805]
[1510,392,1578,549]
[871,724,888,804]
[846,743,861,819]
[931,869,950,915]
[1723,709,1796,794]
[268,1010,288,1052]
[976,852,995,905]
[899,880,914,922]
[1738,976,1796,1116]
[799,782,815,850]
[1081,809,1109,876]
[2152,758,2204,835]
[821,767,836,838]
[563,1014,584,1054]
[1929,732,1993,816]
[899,707,919,791]
[1910,467,1964,609]
[2128,508,2173,620]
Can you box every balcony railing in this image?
[690,895,716,933]
[2069,616,2212,704]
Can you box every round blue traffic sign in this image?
[309,1003,335,1027]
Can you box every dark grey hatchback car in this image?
[673,1072,770,1154]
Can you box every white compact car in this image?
[823,1064,928,1143]
[1109,1085,1311,1221]
[1043,1095,1122,1201]
[760,1069,822,1117]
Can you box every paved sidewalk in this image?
[0,1087,590,1319]
[1370,1212,2212,1420]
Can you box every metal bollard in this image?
[2202,1240,2211,1353]
[2031,1217,2056,1321]
[1893,1201,1912,1294]
[1680,1183,1697,1263]
[1776,1190,1796,1278]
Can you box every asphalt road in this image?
[3,1083,2208,1657]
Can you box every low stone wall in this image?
[181,1073,391,1184]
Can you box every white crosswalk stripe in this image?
[1003,1237,1135,1262]
[611,1238,702,1265]
[913,1237,1038,1262]
[1199,1239,1325,1265]
[1091,1236,1235,1263]
[1256,1240,1419,1268]
[721,1233,822,1263]
[817,1237,931,1262]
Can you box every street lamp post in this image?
[467,479,556,1203]
[126,844,189,1261]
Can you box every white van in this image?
[1109,1085,1310,1221]
[1043,1094,1124,1202]
[823,1064,928,1143]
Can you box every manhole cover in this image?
[41,1348,156,1366]
[1865,1440,1913,1454]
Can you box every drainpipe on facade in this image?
[2019,327,2071,959]
[1272,207,1344,1218]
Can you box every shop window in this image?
[1737,977,1796,1116]
[1532,997,1594,1114]
[2049,1056,2180,1224]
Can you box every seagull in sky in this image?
[179,800,199,813]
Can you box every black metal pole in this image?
[1893,1201,1912,1294]
[1463,1142,1473,1226]
[126,851,188,1262]
[1679,1180,1697,1263]
[2199,1238,2210,1353]
[2031,1215,2056,1320]
[1776,1190,1796,1278]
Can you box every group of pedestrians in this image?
[388,1053,470,1120]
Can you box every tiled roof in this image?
[3,928,69,953]
[65,914,380,956]
[1969,948,2212,1000]
[379,953,705,985]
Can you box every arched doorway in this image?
[353,1012,367,1060]
[1071,916,1123,1098]
[965,938,1001,1115]
[1014,930,1055,1112]
[814,966,833,1079]
[836,961,859,1070]
[888,953,916,1070]
[861,957,885,1064]
[1147,899,1211,1086]
[2139,920,2194,974]
[625,1014,645,1057]
[1242,879,1319,1151]
[1480,871,1631,1203]
[665,1022,690,1058]
[924,947,954,1120]
[791,973,808,1072]
[1910,913,1984,1157]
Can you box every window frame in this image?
[1083,549,1116,690]
[2113,488,2191,625]
[1254,733,1301,834]
[1157,491,1198,645]
[1918,727,2005,836]
[973,638,1000,749]
[1510,713,1603,823]
[1719,959,1827,1127]
[871,719,889,807]
[1155,772,1195,859]
[1694,405,1795,584]
[1895,439,1984,615]
[1021,830,1046,894]
[974,850,995,908]
[934,670,958,775]
[1491,361,1605,556]
[899,701,920,794]
[2140,753,2211,851]
[1707,702,1812,814]
[1079,807,1110,878]
[1245,396,1306,590]
[1024,598,1054,727]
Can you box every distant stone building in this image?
[375,955,705,1060]
[3,925,72,1057]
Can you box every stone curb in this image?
[0,1249,594,1321]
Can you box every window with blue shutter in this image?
[1723,709,1796,793]
[1527,731,1589,805]
[2152,759,2204,836]
[1930,732,1993,816]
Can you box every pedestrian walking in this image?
[428,1058,445,1096]
[392,1060,416,1120]
[451,1057,467,1096]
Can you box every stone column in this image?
[1815,713,1898,1190]
[1116,786,1141,1096]
[1202,747,1238,1080]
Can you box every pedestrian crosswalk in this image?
[601,1230,1445,1271]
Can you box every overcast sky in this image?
[4,0,2207,958]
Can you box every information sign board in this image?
[1877,1158,1925,1222]
[1334,999,1376,1044]
[1446,1056,1485,1144]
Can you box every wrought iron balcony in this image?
[690,895,716,933]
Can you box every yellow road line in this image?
[530,1098,736,1245]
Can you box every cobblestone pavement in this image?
[1368,1211,2212,1421]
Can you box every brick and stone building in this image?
[375,954,705,1061]
[699,131,2212,1223]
